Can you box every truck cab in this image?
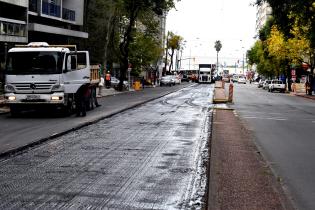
[4,42,91,115]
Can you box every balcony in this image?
[42,0,61,18]
[62,7,75,21]
[0,21,26,37]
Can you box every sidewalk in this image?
[208,109,293,210]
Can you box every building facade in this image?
[256,2,272,34]
[0,0,28,77]
[28,0,88,43]
[0,0,88,82]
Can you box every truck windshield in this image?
[6,51,63,75]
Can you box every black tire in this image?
[10,105,21,117]
[60,96,75,116]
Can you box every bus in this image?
[198,64,215,83]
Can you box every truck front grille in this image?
[12,82,56,93]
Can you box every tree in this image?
[116,0,178,90]
[129,31,163,76]
[256,0,315,92]
[84,0,118,65]
[167,32,183,72]
[214,40,222,74]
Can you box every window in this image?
[6,52,64,75]
[7,23,14,35]
[77,53,87,69]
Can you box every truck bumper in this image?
[4,92,65,105]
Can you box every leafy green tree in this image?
[167,32,183,71]
[256,0,315,88]
[84,0,118,66]
[129,31,163,76]
[116,0,178,90]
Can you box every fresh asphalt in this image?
[0,83,194,156]
[0,84,213,209]
[231,83,315,210]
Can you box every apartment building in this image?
[0,0,28,74]
[256,2,272,34]
[28,0,88,43]
[0,0,88,81]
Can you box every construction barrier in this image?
[292,83,306,94]
[228,83,234,102]
[133,81,141,91]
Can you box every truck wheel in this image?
[61,96,75,116]
[10,105,21,117]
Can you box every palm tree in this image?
[214,40,222,75]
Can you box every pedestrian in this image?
[105,72,111,89]
[91,86,101,108]
[141,77,145,89]
[75,84,90,117]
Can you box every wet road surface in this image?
[0,84,213,209]
[232,83,315,210]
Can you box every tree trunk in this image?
[102,2,116,73]
[118,3,138,91]
[169,49,174,72]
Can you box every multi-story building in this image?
[28,0,88,43]
[0,0,28,75]
[0,0,88,82]
[256,2,272,34]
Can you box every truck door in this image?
[63,51,90,93]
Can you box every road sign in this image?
[291,69,296,76]
[128,68,132,72]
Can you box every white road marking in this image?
[243,116,287,121]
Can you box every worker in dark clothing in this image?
[75,84,90,117]
[141,77,145,89]
[90,86,101,109]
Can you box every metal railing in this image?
[62,8,75,21]
[42,1,61,18]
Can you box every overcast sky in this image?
[166,0,257,68]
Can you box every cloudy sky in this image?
[166,0,257,69]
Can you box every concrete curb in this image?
[0,85,194,159]
[294,93,315,101]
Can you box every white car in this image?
[173,75,181,84]
[160,75,175,86]
[268,80,286,93]
[262,80,272,89]
[237,76,246,84]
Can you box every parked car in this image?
[232,75,239,83]
[268,80,286,93]
[111,77,128,89]
[160,75,175,86]
[181,74,189,82]
[173,75,181,84]
[237,76,246,84]
[262,80,272,89]
[257,79,265,88]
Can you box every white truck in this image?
[4,42,100,116]
[198,64,214,83]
